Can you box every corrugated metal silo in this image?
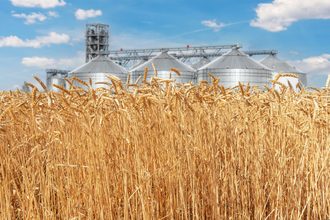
[46,69,68,91]
[261,54,307,89]
[198,47,272,88]
[130,51,196,84]
[69,56,128,88]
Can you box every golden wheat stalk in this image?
[25,82,39,91]
[239,82,245,96]
[151,63,158,77]
[126,73,131,87]
[33,76,47,91]
[280,73,298,78]
[52,84,71,95]
[143,67,148,83]
[72,76,89,87]
[170,68,181,76]
[0,76,328,220]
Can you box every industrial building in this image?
[46,69,68,92]
[48,23,116,89]
[198,47,272,88]
[261,54,307,89]
[45,22,313,91]
[130,51,196,84]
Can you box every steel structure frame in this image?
[109,45,277,67]
[85,23,110,62]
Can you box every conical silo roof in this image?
[131,51,195,72]
[260,54,307,86]
[70,56,128,75]
[200,48,270,71]
[130,59,148,70]
[260,54,301,73]
[69,56,128,88]
[192,57,211,69]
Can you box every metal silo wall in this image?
[198,68,272,88]
[51,77,66,92]
[131,70,196,84]
[70,72,127,89]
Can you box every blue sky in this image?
[1,0,330,90]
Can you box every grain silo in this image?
[130,51,196,84]
[69,56,128,88]
[261,54,307,89]
[198,47,272,87]
[46,69,68,92]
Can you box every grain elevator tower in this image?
[85,23,110,62]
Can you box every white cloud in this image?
[201,19,226,32]
[22,57,56,68]
[12,12,47,24]
[289,54,330,75]
[0,32,70,48]
[75,9,102,20]
[251,0,330,32]
[22,52,84,69]
[12,11,59,25]
[10,0,66,8]
[48,11,59,17]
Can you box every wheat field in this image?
[0,75,329,219]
